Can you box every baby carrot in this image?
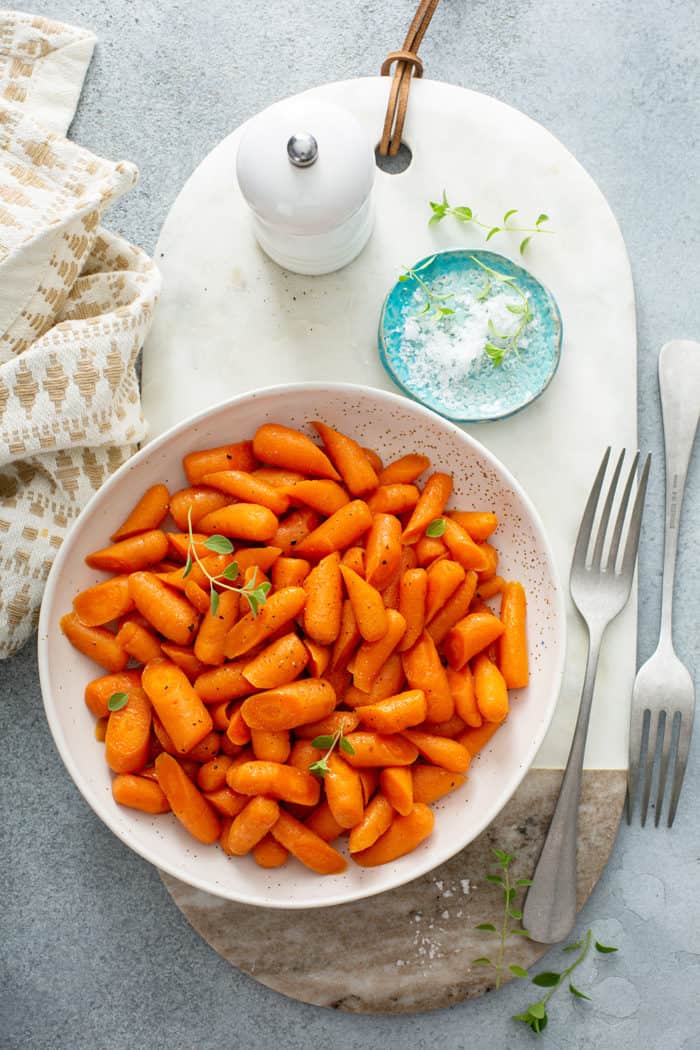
[197,755,234,792]
[105,688,152,773]
[342,732,418,768]
[363,446,383,474]
[304,801,345,843]
[288,739,324,772]
[401,472,453,544]
[60,613,128,672]
[271,507,321,555]
[115,621,162,664]
[367,483,420,515]
[472,652,509,723]
[84,670,142,717]
[183,441,256,485]
[252,834,289,868]
[112,773,170,814]
[233,546,283,575]
[402,729,471,774]
[353,804,434,867]
[243,633,309,689]
[188,729,222,763]
[415,535,448,567]
[253,467,306,487]
[477,542,499,581]
[330,600,361,672]
[210,699,233,731]
[271,556,311,590]
[296,500,373,560]
[197,503,278,542]
[224,586,306,659]
[227,760,320,807]
[364,514,402,590]
[378,454,431,486]
[202,470,289,515]
[166,532,211,562]
[184,580,210,615]
[159,644,206,681]
[498,581,529,689]
[169,486,230,530]
[281,479,350,516]
[339,564,387,643]
[456,720,502,756]
[443,612,505,670]
[85,530,169,573]
[359,768,380,804]
[73,575,134,627]
[312,420,379,495]
[446,665,482,728]
[250,729,291,763]
[294,710,360,740]
[380,766,414,816]
[142,658,213,754]
[343,652,405,708]
[348,793,394,853]
[442,518,490,573]
[426,572,479,645]
[194,661,256,702]
[270,811,347,874]
[424,713,467,738]
[411,766,466,804]
[325,753,365,828]
[476,575,506,601]
[352,609,406,692]
[356,689,427,734]
[241,678,336,731]
[304,639,330,677]
[110,484,170,541]
[155,753,221,844]
[204,787,248,818]
[447,510,498,542]
[402,629,454,723]
[397,567,427,652]
[128,572,200,645]
[341,546,365,576]
[194,590,239,667]
[304,552,343,644]
[253,423,340,479]
[227,796,280,855]
[425,559,465,623]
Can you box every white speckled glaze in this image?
[38,383,565,908]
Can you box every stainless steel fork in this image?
[523,448,651,944]
[628,340,700,827]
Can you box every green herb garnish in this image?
[425,518,446,538]
[107,692,129,712]
[472,848,532,989]
[398,256,455,320]
[184,507,271,618]
[428,191,553,255]
[471,256,534,366]
[309,728,356,778]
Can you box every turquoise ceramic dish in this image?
[378,249,562,423]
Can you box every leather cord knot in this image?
[380,50,424,79]
[378,0,440,157]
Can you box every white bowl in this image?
[38,383,565,909]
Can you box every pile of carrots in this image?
[60,419,528,876]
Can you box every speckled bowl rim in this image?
[378,249,563,424]
[38,382,566,909]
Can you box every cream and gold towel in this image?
[0,11,160,658]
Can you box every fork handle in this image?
[658,341,700,648]
[522,625,604,944]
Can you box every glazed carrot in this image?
[183,441,256,485]
[227,760,321,806]
[305,801,344,843]
[169,487,230,530]
[353,804,434,867]
[457,719,502,756]
[415,535,448,567]
[339,564,387,643]
[193,590,239,667]
[219,817,235,854]
[241,678,336,731]
[343,652,405,708]
[442,518,490,573]
[312,420,379,495]
[204,787,248,818]
[341,546,365,576]
[155,753,221,844]
[352,609,406,692]
[402,630,454,723]
[271,556,311,589]
[202,470,289,515]
[197,503,278,542]
[427,572,479,645]
[303,552,343,644]
[243,633,309,689]
[447,510,498,542]
[325,753,365,828]
[358,768,380,804]
[105,688,152,773]
[356,689,427,734]
[116,611,153,632]
[367,483,420,515]
[110,484,170,541]
[472,652,509,723]
[253,467,306,488]
[152,715,178,755]
[282,479,350,516]
[160,643,206,681]
[237,547,285,576]
[112,773,170,814]
[423,713,466,738]
[443,612,505,670]
[128,572,200,645]
[446,665,482,728]
[296,500,373,559]
[115,621,162,664]
[402,730,471,774]
[94,717,108,741]
[227,796,280,855]
[380,766,414,816]
[401,473,453,544]
[324,665,352,699]
[224,586,306,659]
[186,730,220,764]
[253,834,289,868]
[197,754,234,792]
[60,613,128,672]
[184,580,210,615]
[294,710,360,739]
[477,542,499,581]
[363,446,383,474]
[166,532,211,562]
[85,530,169,573]
[304,639,330,677]
[226,705,252,746]
[378,454,430,486]
[250,728,291,763]
[425,559,465,623]
[288,739,324,772]
[85,670,142,718]
[412,765,466,804]
[73,575,134,627]
[253,423,340,479]
[271,507,321,555]
[270,811,347,874]
[342,732,418,768]
[397,567,427,652]
[194,661,256,702]
[348,793,394,853]
[498,581,529,689]
[210,699,233,731]
[142,658,213,753]
[476,575,506,601]
[364,514,402,590]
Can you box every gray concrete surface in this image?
[2,2,699,1047]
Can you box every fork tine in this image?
[640,710,661,826]
[591,450,625,570]
[668,710,694,826]
[606,452,639,571]
[620,453,652,579]
[571,448,611,576]
[626,705,647,823]
[653,711,670,826]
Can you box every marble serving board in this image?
[141,77,635,1011]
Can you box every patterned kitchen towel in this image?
[0,11,160,659]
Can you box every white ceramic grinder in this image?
[236,97,375,275]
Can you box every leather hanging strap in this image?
[378,0,440,157]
